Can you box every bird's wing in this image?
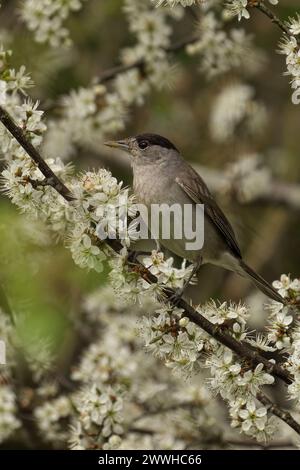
[175,170,242,259]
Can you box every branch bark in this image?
[257,391,300,435]
[0,107,74,202]
[96,35,199,84]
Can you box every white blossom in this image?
[226,1,250,22]
[207,349,274,400]
[187,13,260,78]
[226,1,279,22]
[20,0,87,48]
[143,250,195,289]
[278,34,300,104]
[222,154,272,203]
[35,396,72,443]
[230,398,277,442]
[267,309,294,350]
[74,385,124,437]
[0,386,21,443]
[139,304,205,376]
[272,274,300,300]
[210,83,267,142]
[287,14,300,37]
[201,300,249,326]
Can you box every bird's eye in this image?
[138,140,148,150]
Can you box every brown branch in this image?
[96,35,199,84]
[0,106,74,202]
[226,438,296,449]
[257,391,300,435]
[250,1,300,45]
[0,104,298,437]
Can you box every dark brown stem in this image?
[0,105,298,436]
[96,35,199,84]
[0,106,74,202]
[252,1,300,45]
[257,391,300,435]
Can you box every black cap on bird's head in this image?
[135,133,178,151]
[104,133,179,155]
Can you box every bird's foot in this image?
[168,287,185,306]
[127,250,150,265]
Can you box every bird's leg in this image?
[168,256,202,305]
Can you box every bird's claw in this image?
[127,250,150,265]
[168,288,185,306]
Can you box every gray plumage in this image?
[105,133,284,304]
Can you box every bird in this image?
[105,133,284,304]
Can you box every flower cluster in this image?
[0,50,138,271]
[209,83,267,142]
[225,1,279,22]
[71,340,136,387]
[109,252,158,304]
[201,299,249,327]
[140,305,205,376]
[287,335,300,408]
[207,350,274,400]
[0,48,71,229]
[0,385,21,444]
[221,155,272,203]
[75,385,123,439]
[279,31,300,105]
[266,274,300,350]
[20,0,87,47]
[35,396,72,443]
[44,84,126,160]
[142,250,195,289]
[186,12,260,78]
[229,398,276,442]
[138,295,281,443]
[68,169,137,271]
[0,48,32,105]
[265,275,300,401]
[43,0,180,160]
[0,311,15,374]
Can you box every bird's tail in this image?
[239,260,286,305]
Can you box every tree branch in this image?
[252,1,300,45]
[0,104,298,437]
[257,391,300,435]
[0,106,74,202]
[96,35,199,84]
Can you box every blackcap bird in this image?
[105,133,284,304]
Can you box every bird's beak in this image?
[104,139,130,152]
